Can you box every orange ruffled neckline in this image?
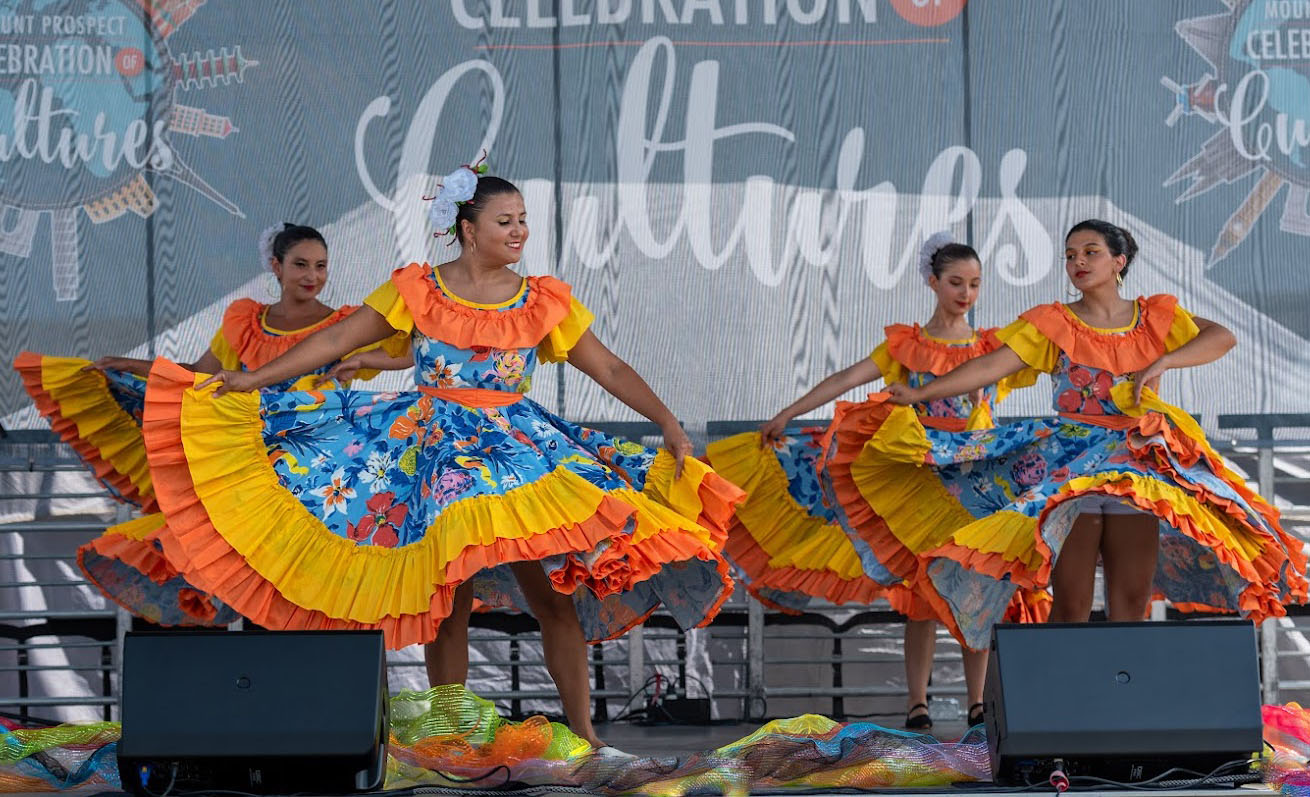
[391,263,574,349]
[884,324,1001,376]
[1019,295,1176,374]
[221,299,356,371]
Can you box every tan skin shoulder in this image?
[434,262,525,305]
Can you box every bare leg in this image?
[424,580,475,687]
[962,645,988,709]
[1050,513,1103,622]
[903,619,936,720]
[509,561,603,748]
[1101,513,1160,621]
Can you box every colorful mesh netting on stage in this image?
[385,685,991,793]
[0,686,989,795]
[1264,703,1310,797]
[6,692,1308,795]
[0,720,120,792]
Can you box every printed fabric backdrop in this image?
[2,0,1309,427]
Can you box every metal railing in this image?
[0,429,123,724]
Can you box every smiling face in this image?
[271,239,328,302]
[1065,229,1125,293]
[928,257,982,317]
[461,192,528,265]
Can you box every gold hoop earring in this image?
[1115,271,1124,287]
[263,272,279,300]
[1065,284,1081,299]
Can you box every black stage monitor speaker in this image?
[984,620,1262,786]
[118,630,388,795]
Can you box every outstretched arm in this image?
[760,358,882,444]
[84,349,224,378]
[566,330,692,477]
[887,345,1028,406]
[200,307,398,395]
[1129,316,1236,405]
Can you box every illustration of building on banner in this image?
[1164,0,1310,266]
[84,176,159,224]
[170,105,237,138]
[171,46,258,90]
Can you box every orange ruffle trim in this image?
[13,352,157,512]
[220,299,357,370]
[884,324,1002,376]
[77,514,223,625]
[819,395,922,583]
[391,263,573,349]
[143,358,739,647]
[1019,295,1177,374]
[639,452,744,546]
[1128,419,1307,605]
[1033,477,1303,623]
[78,514,175,587]
[919,414,1307,624]
[144,358,456,648]
[704,431,887,608]
[725,522,890,610]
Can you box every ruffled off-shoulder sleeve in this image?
[870,340,905,385]
[996,317,1059,373]
[995,317,1056,393]
[363,279,415,337]
[1164,303,1201,352]
[538,297,595,363]
[208,329,240,370]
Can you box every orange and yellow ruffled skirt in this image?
[139,359,744,649]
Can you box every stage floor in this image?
[595,714,972,756]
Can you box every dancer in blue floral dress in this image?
[14,224,407,627]
[142,173,743,749]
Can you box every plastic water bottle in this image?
[928,697,962,721]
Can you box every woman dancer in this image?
[707,235,1043,731]
[142,170,743,750]
[14,223,408,626]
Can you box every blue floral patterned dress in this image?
[833,296,1307,649]
[138,263,742,648]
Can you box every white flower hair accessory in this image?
[424,153,489,241]
[257,223,287,271]
[917,231,956,285]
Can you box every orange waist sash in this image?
[918,415,969,432]
[418,386,524,409]
[1057,412,1138,430]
